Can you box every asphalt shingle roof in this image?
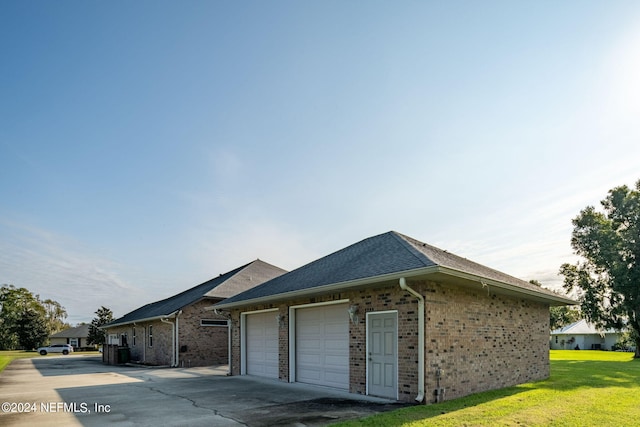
[106,260,286,327]
[50,324,90,338]
[217,231,568,307]
[551,319,624,335]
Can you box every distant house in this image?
[49,324,92,350]
[214,231,576,403]
[103,260,286,367]
[550,319,625,350]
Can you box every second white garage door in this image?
[245,311,278,379]
[295,303,349,390]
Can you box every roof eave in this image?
[213,264,577,310]
[212,266,439,310]
[101,311,180,329]
[434,266,578,306]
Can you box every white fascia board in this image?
[100,311,179,329]
[436,266,578,305]
[213,266,437,310]
[214,264,577,309]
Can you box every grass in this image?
[0,350,40,372]
[2,350,638,425]
[0,350,100,373]
[335,350,640,427]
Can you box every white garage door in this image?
[295,303,349,390]
[245,311,278,379]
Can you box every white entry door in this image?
[245,311,279,378]
[367,311,398,399]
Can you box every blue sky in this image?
[2,1,640,324]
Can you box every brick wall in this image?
[104,300,230,367]
[104,320,173,366]
[228,278,550,404]
[418,280,549,402]
[177,299,229,367]
[230,309,242,376]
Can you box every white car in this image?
[37,344,74,355]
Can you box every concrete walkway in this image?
[0,355,407,426]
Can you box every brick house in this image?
[49,324,91,350]
[103,259,286,367]
[214,231,576,403]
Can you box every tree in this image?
[88,306,114,346]
[14,308,49,350]
[529,280,581,330]
[560,180,640,358]
[0,285,68,350]
[549,306,581,331]
[42,298,69,334]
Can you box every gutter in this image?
[175,310,182,368]
[227,317,231,375]
[435,266,578,305]
[213,265,576,310]
[213,267,439,310]
[399,277,425,403]
[102,311,180,329]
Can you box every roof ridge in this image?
[109,261,254,323]
[388,231,434,267]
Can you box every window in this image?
[200,319,228,327]
[148,326,153,347]
[555,336,558,343]
[132,327,136,346]
[108,334,120,345]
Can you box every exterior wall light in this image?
[347,305,359,325]
[275,314,285,328]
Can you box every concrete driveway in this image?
[0,355,407,426]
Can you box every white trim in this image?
[103,311,179,329]
[288,299,349,384]
[240,308,278,376]
[366,310,399,400]
[215,265,576,310]
[289,299,350,310]
[215,270,432,309]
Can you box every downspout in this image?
[215,309,232,375]
[399,277,425,403]
[161,317,176,367]
[142,326,146,363]
[175,310,182,368]
[227,318,232,375]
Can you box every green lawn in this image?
[0,350,40,372]
[336,350,640,427]
[0,350,100,373]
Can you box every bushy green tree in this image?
[0,284,68,350]
[88,306,114,346]
[561,180,640,358]
[529,280,581,330]
[550,306,581,331]
[42,298,69,334]
[14,308,49,350]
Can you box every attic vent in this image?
[200,319,228,327]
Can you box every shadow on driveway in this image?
[3,355,410,426]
